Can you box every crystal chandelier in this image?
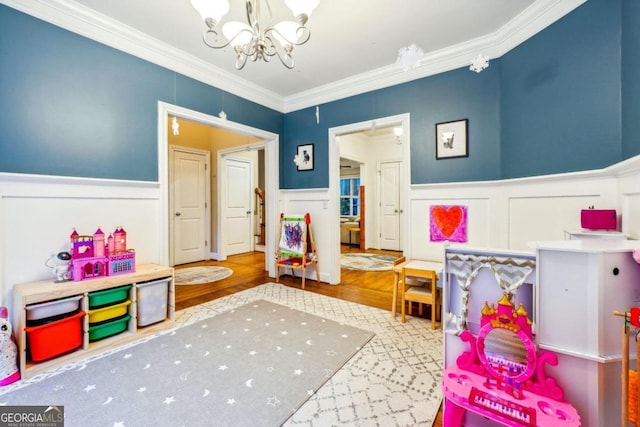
[191,0,320,70]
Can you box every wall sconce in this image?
[172,116,180,136]
[393,127,403,145]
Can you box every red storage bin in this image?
[25,311,85,362]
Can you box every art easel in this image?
[614,308,640,427]
[275,213,319,289]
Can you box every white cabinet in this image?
[533,239,640,427]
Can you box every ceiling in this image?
[4,0,585,111]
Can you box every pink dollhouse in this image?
[69,227,134,281]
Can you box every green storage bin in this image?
[88,314,131,342]
[88,285,132,308]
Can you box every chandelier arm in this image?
[236,55,248,70]
[246,1,260,33]
[265,25,311,47]
[274,43,295,69]
[202,29,233,50]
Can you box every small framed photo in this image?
[435,119,468,160]
[296,143,314,171]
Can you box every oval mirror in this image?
[477,324,535,383]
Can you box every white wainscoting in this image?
[0,173,164,311]
[281,155,640,285]
[2,155,639,308]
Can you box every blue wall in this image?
[622,0,640,160]
[500,0,621,178]
[282,67,501,188]
[1,0,638,187]
[0,5,283,181]
[283,0,637,188]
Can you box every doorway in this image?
[158,102,279,277]
[169,146,210,265]
[328,113,411,284]
[221,154,256,257]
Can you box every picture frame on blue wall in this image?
[295,143,314,171]
[435,119,468,160]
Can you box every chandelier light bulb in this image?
[284,0,320,22]
[222,21,253,47]
[191,0,229,24]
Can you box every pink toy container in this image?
[108,250,135,276]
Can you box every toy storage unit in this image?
[532,239,640,427]
[13,263,174,379]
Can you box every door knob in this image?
[175,212,181,216]
[246,210,251,215]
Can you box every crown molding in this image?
[2,0,585,114]
[1,0,285,112]
[282,0,586,112]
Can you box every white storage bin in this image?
[136,277,170,326]
[26,295,83,321]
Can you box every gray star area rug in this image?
[0,283,443,426]
[340,253,397,271]
[175,266,233,285]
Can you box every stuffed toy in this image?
[0,307,20,385]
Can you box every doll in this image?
[0,307,20,385]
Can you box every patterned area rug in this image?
[340,253,397,271]
[175,266,233,285]
[1,299,373,427]
[2,284,443,426]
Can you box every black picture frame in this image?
[435,119,469,160]
[296,143,314,171]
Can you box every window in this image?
[340,177,360,217]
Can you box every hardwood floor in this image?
[174,244,444,426]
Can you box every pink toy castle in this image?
[69,226,135,281]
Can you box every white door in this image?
[379,161,401,251]
[172,149,207,265]
[224,157,253,256]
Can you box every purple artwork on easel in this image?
[430,205,468,243]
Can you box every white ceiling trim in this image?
[2,0,585,114]
[1,0,285,112]
[283,0,586,112]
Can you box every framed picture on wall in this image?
[435,119,468,160]
[296,143,314,171]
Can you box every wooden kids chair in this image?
[401,267,441,329]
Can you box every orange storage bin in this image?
[25,311,85,362]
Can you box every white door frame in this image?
[328,113,411,284]
[218,149,260,260]
[168,145,211,266]
[158,101,280,277]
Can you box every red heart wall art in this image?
[429,205,467,242]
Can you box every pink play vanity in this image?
[443,292,580,426]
